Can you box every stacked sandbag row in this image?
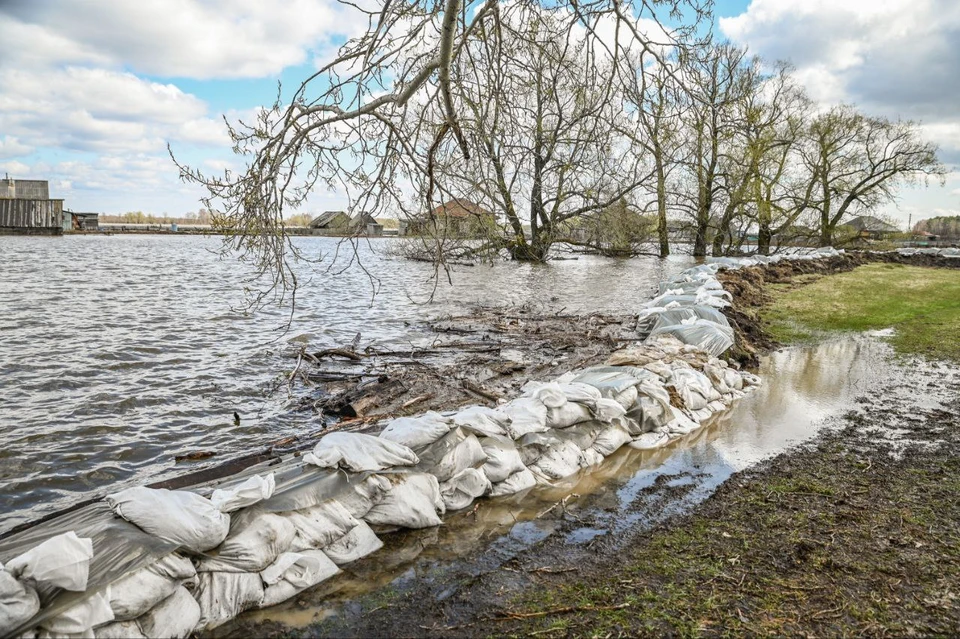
[895,247,960,258]
[6,257,772,638]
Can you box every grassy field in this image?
[763,263,960,360]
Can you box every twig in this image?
[496,603,630,620]
[462,380,503,401]
[313,348,363,361]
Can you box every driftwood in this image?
[313,348,363,361]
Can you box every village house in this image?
[308,210,383,236]
[400,199,495,237]
[845,215,901,240]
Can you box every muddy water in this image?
[226,334,904,636]
[0,235,694,529]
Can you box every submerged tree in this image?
[172,0,711,302]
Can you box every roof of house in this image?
[847,215,901,233]
[309,210,349,228]
[349,212,380,227]
[429,199,492,219]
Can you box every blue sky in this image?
[1,0,958,226]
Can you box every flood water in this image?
[230,334,930,635]
[0,235,694,529]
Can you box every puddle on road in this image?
[223,334,910,636]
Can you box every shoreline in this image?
[227,254,960,637]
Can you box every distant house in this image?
[401,199,495,237]
[846,215,901,239]
[308,210,352,230]
[63,211,99,231]
[0,176,64,236]
[308,210,382,236]
[349,212,383,236]
[912,230,940,243]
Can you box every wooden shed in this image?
[0,177,64,235]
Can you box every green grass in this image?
[763,263,960,360]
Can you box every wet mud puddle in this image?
[221,334,943,636]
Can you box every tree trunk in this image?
[655,155,669,258]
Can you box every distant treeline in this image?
[913,216,960,238]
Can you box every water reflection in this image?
[229,336,905,634]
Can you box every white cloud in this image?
[1,0,357,80]
[721,0,960,217]
[720,0,960,121]
[0,136,32,159]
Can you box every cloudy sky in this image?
[1,0,959,225]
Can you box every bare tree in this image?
[172,0,711,304]
[423,5,662,261]
[623,50,686,257]
[733,60,809,255]
[800,106,946,247]
[675,43,749,257]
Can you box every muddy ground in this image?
[226,253,960,638]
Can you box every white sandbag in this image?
[499,397,549,438]
[741,372,762,387]
[666,407,700,435]
[515,431,563,467]
[544,401,593,429]
[336,475,393,519]
[304,432,419,472]
[631,395,671,434]
[136,586,200,639]
[522,382,601,408]
[283,501,360,552]
[451,406,510,438]
[556,422,603,450]
[649,320,734,357]
[612,385,639,410]
[5,531,94,591]
[146,552,197,585]
[591,425,632,457]
[416,428,487,482]
[579,448,605,468]
[629,432,671,450]
[195,572,264,631]
[478,437,526,483]
[209,473,276,513]
[107,564,179,621]
[489,468,537,497]
[95,620,146,639]
[106,486,230,553]
[259,551,340,608]
[0,570,39,636]
[322,521,383,565]
[724,368,744,391]
[440,468,492,511]
[379,412,453,450]
[198,511,295,573]
[702,363,732,395]
[594,398,627,422]
[363,473,445,529]
[529,440,583,481]
[643,360,674,380]
[40,588,114,636]
[668,370,710,411]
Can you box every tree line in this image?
[173,0,946,303]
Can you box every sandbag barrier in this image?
[4,251,856,639]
